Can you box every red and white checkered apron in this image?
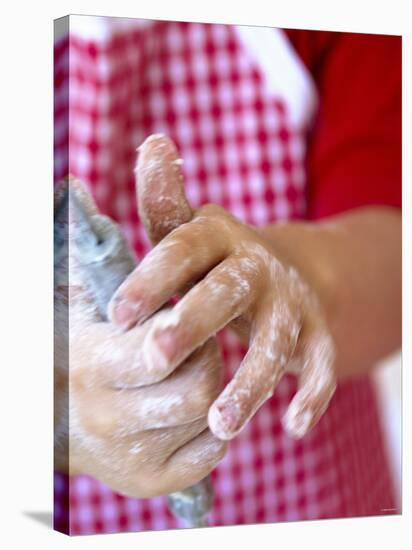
[54,18,397,535]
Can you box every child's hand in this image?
[54,179,226,497]
[69,314,225,498]
[109,136,337,441]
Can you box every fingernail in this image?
[110,299,141,329]
[208,400,240,440]
[219,401,240,432]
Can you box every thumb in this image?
[136,134,193,245]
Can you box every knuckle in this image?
[305,365,336,405]
[196,203,226,218]
[193,377,221,415]
[164,227,193,258]
[81,408,117,438]
[212,439,228,462]
[200,338,222,367]
[70,355,102,394]
[112,471,160,499]
[195,204,238,234]
[188,391,212,418]
[73,393,118,438]
[192,342,223,400]
[179,379,219,420]
[69,363,88,391]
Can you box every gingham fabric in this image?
[54,19,397,535]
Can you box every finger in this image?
[96,339,223,434]
[108,215,229,330]
[71,308,221,388]
[136,134,193,245]
[142,417,210,460]
[282,323,336,439]
[141,254,260,380]
[71,312,171,390]
[208,299,301,440]
[160,429,227,495]
[82,418,212,498]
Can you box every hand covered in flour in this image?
[54,178,226,497]
[108,135,337,441]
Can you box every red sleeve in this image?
[284,29,401,220]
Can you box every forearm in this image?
[261,206,401,378]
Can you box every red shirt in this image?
[285,29,401,218]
